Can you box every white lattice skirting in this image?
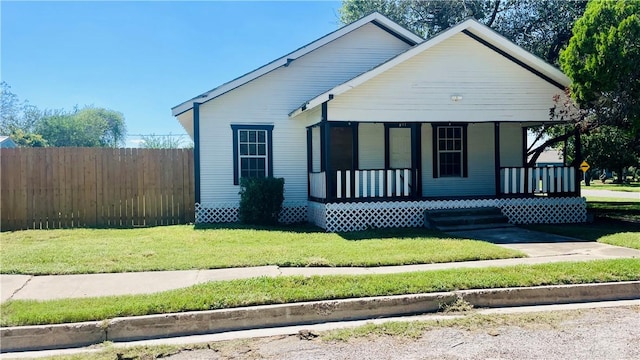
[310,197,586,232]
[197,197,586,232]
[195,202,308,224]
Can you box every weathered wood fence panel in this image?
[0,148,194,231]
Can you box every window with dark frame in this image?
[437,126,463,177]
[239,129,267,179]
[231,124,273,185]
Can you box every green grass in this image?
[585,196,640,203]
[526,197,639,249]
[582,182,640,193]
[0,225,524,275]
[527,222,640,249]
[588,199,640,220]
[1,259,638,326]
[585,197,640,225]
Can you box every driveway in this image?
[448,226,640,258]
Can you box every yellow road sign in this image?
[580,161,590,173]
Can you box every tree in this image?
[339,0,587,65]
[1,81,43,137]
[341,0,489,38]
[2,82,127,147]
[492,0,587,65]
[583,126,639,181]
[9,128,48,147]
[37,107,127,147]
[140,133,191,149]
[73,107,126,147]
[560,0,640,131]
[559,0,640,182]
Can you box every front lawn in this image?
[0,225,524,275]
[587,199,640,222]
[582,182,640,193]
[526,198,639,249]
[1,258,637,326]
[528,221,640,250]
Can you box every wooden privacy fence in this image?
[0,147,194,231]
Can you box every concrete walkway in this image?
[2,227,639,303]
[582,188,640,200]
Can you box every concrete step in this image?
[425,207,503,218]
[430,214,510,227]
[437,222,515,232]
[424,207,511,231]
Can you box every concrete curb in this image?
[2,281,639,353]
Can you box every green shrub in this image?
[239,177,285,225]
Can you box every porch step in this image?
[436,222,515,232]
[424,207,512,231]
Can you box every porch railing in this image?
[500,166,577,196]
[309,171,326,199]
[309,169,413,200]
[336,169,412,199]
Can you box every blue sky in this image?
[2,1,342,146]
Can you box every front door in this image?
[389,127,411,169]
[329,125,354,198]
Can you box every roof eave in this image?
[171,12,423,117]
[462,21,570,88]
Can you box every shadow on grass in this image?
[193,222,325,234]
[525,218,639,242]
[588,201,640,222]
[337,227,459,241]
[194,223,457,241]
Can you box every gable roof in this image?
[535,149,564,164]
[289,18,571,118]
[171,12,423,117]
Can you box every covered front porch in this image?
[304,120,585,232]
[306,120,580,203]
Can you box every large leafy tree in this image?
[37,107,126,147]
[341,0,490,38]
[558,0,640,182]
[560,0,640,131]
[2,82,127,147]
[1,81,42,137]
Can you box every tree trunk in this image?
[584,170,590,186]
[615,167,625,184]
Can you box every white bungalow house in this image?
[172,13,586,232]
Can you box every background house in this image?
[0,136,17,149]
[535,149,565,167]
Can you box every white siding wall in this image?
[329,33,564,123]
[198,24,412,205]
[421,123,495,197]
[358,123,384,169]
[499,123,524,167]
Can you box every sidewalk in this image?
[3,229,639,303]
